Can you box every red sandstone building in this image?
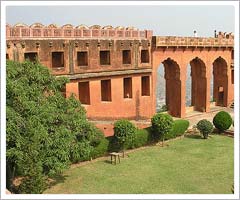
[6,23,234,135]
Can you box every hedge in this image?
[170,119,190,137]
[91,138,109,159]
[133,128,152,148]
[98,119,190,157]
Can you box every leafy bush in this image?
[6,60,104,193]
[91,138,109,159]
[151,113,174,142]
[170,119,190,137]
[197,119,214,139]
[134,128,152,148]
[114,120,137,150]
[213,111,232,132]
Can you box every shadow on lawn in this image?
[47,174,69,188]
[185,134,202,139]
[104,160,112,164]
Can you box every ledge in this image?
[56,68,152,80]
[152,36,234,48]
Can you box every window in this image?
[79,82,90,105]
[77,51,88,66]
[231,50,234,59]
[6,54,9,60]
[101,80,111,101]
[100,51,110,65]
[52,52,64,68]
[231,69,234,84]
[141,76,150,96]
[122,50,131,64]
[123,78,132,98]
[141,50,149,63]
[24,52,38,62]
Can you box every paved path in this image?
[183,107,234,130]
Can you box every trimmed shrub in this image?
[197,119,214,139]
[91,138,109,159]
[151,113,174,141]
[213,111,232,132]
[170,119,190,137]
[134,128,152,148]
[114,119,137,151]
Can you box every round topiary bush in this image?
[197,119,214,139]
[114,120,136,155]
[151,113,174,142]
[213,111,232,132]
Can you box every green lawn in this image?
[44,135,233,194]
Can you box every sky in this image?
[6,5,235,37]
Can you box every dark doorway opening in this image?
[101,79,111,101]
[100,51,110,65]
[52,52,64,68]
[77,52,88,66]
[24,52,38,62]
[122,50,131,64]
[141,50,149,63]
[123,77,132,98]
[79,81,90,105]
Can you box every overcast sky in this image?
[6,5,235,37]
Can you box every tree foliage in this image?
[151,113,174,143]
[197,119,213,139]
[114,120,136,154]
[213,111,232,132]
[6,60,102,193]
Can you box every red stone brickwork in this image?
[6,23,234,136]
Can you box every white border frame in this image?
[1,1,239,199]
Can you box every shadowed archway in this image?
[213,57,228,106]
[162,58,181,117]
[189,57,207,112]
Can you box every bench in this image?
[109,152,120,165]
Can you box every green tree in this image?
[151,113,174,146]
[6,60,102,193]
[197,119,214,139]
[114,120,136,157]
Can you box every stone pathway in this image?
[183,107,234,130]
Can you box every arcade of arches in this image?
[152,48,234,118]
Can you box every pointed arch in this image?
[160,58,182,117]
[189,57,208,112]
[213,56,228,106]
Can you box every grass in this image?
[44,135,233,194]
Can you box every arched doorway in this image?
[156,64,166,112]
[213,57,228,106]
[162,58,181,117]
[189,57,207,112]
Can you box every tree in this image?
[196,119,214,139]
[114,120,136,157]
[6,60,102,193]
[151,113,174,146]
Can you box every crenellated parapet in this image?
[152,35,234,48]
[6,23,153,39]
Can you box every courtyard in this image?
[44,134,233,194]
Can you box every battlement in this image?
[6,23,153,39]
[153,35,234,48]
